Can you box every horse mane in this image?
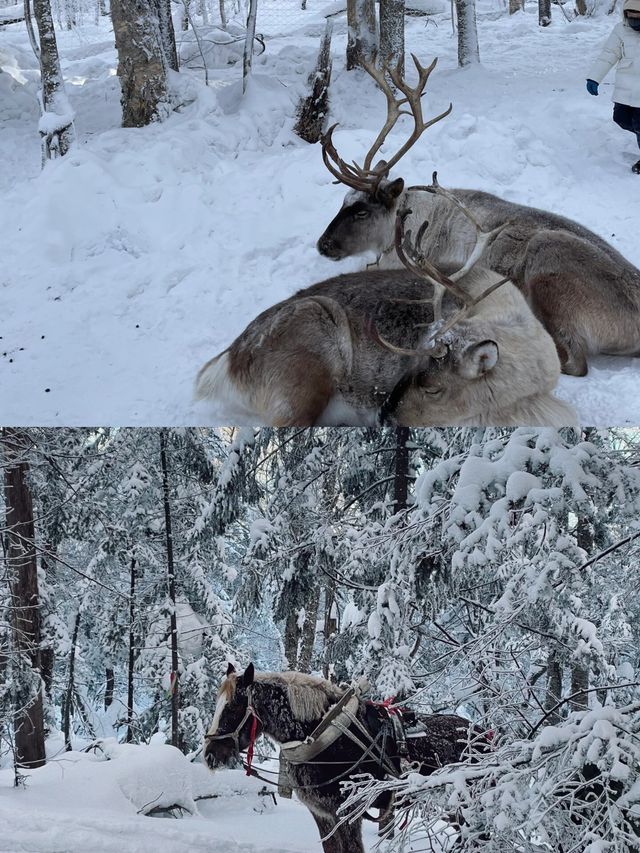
[220,670,345,723]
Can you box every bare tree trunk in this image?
[242,0,258,93]
[33,0,74,159]
[199,0,209,24]
[293,20,333,144]
[62,610,81,751]
[159,431,180,749]
[394,427,410,514]
[570,664,589,711]
[298,584,321,673]
[544,650,563,724]
[2,429,46,771]
[219,0,227,29]
[538,0,551,25]
[346,0,377,70]
[379,0,404,75]
[110,0,170,127]
[575,0,587,13]
[509,0,524,12]
[105,667,115,711]
[284,609,300,670]
[455,0,480,66]
[182,0,191,29]
[126,555,136,743]
[40,545,56,702]
[155,0,179,70]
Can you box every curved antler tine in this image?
[321,123,379,192]
[366,314,425,357]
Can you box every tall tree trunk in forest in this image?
[155,0,179,69]
[379,0,404,74]
[160,431,180,749]
[544,649,563,724]
[538,0,551,25]
[570,664,589,711]
[346,0,377,70]
[105,667,115,711]
[126,555,137,743]
[284,609,300,670]
[571,507,593,712]
[32,0,74,160]
[394,427,410,514]
[110,0,171,127]
[322,582,337,679]
[182,0,191,30]
[62,610,81,751]
[2,429,46,771]
[40,544,56,702]
[298,583,321,673]
[575,0,587,13]
[455,0,480,66]
[509,0,524,12]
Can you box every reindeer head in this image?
[317,55,451,261]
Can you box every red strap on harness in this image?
[245,713,259,776]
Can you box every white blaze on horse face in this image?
[207,684,229,736]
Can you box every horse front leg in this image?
[308,809,365,853]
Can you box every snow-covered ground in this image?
[1,4,639,425]
[0,737,390,852]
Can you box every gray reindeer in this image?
[317,55,640,377]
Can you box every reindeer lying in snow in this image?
[317,55,640,377]
[195,212,576,427]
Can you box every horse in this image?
[203,663,491,853]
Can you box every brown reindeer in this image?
[317,56,640,377]
[195,209,575,427]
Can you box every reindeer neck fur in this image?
[377,187,479,273]
[249,672,345,744]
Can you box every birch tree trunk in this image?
[160,431,180,749]
[346,0,377,70]
[155,0,179,70]
[110,0,170,127]
[380,0,404,75]
[538,0,551,25]
[33,0,74,159]
[3,429,46,771]
[242,0,258,93]
[455,0,480,66]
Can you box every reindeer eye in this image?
[424,386,443,395]
[353,210,370,220]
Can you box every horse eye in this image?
[354,210,370,220]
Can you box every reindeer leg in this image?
[525,273,589,377]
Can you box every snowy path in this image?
[1,7,639,424]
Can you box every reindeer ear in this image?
[376,177,404,208]
[240,663,255,688]
[458,340,499,379]
[226,663,236,676]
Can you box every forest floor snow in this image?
[0,738,410,852]
[1,5,640,425]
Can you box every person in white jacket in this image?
[587,0,640,173]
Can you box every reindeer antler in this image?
[320,56,452,193]
[369,189,513,357]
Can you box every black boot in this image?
[633,159,640,174]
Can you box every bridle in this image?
[205,685,262,775]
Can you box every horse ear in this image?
[241,663,255,687]
[226,663,236,676]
